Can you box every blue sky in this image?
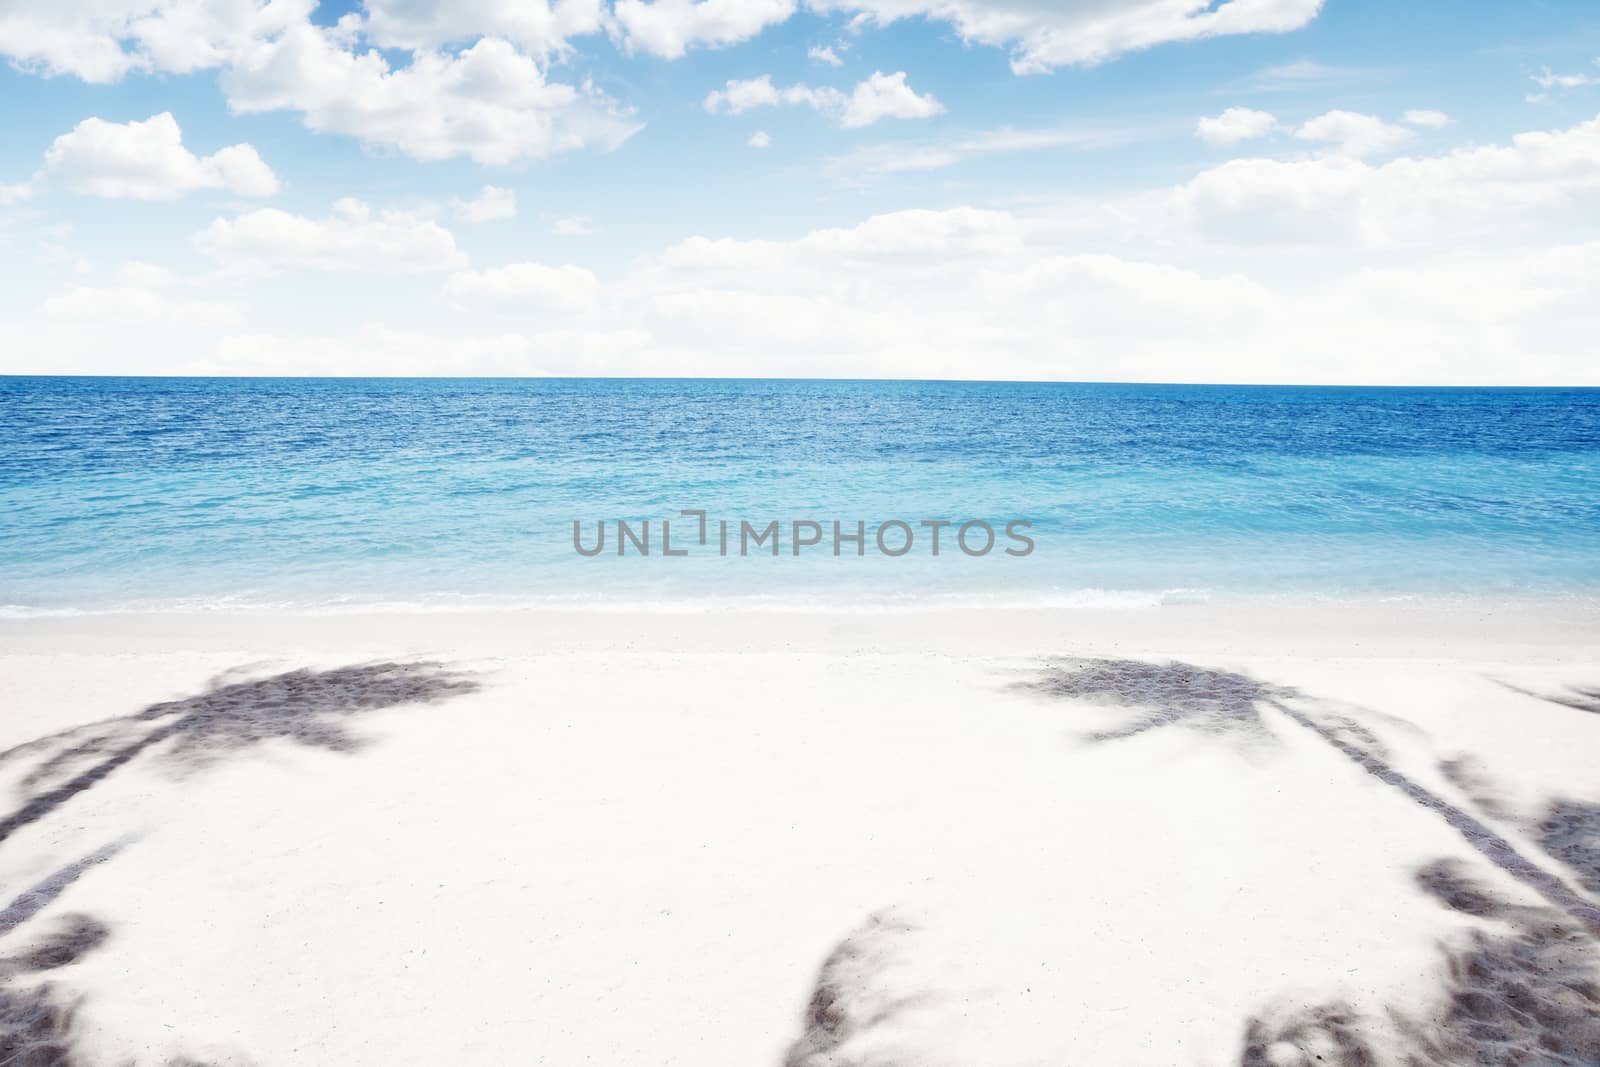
[2,0,1599,382]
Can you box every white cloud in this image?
[830,123,1153,178]
[1531,66,1598,91]
[748,130,772,148]
[838,70,942,127]
[197,323,656,376]
[1403,109,1450,129]
[12,202,1600,383]
[1,181,33,205]
[0,0,309,83]
[195,198,466,274]
[220,26,639,164]
[704,71,940,127]
[117,260,180,287]
[443,261,601,311]
[3,0,1323,85]
[41,285,246,328]
[812,0,1326,73]
[1196,107,1277,146]
[611,0,797,59]
[40,260,244,328]
[454,185,517,223]
[809,44,842,66]
[0,1,637,166]
[611,0,1326,71]
[704,74,796,113]
[155,212,1600,383]
[358,0,604,54]
[1243,58,1353,91]
[42,112,278,200]
[553,215,595,235]
[1171,113,1600,247]
[1293,109,1411,157]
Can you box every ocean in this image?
[3,377,1598,615]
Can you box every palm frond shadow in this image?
[780,657,1600,1066]
[0,850,117,1067]
[0,662,482,1065]
[1497,680,1600,716]
[0,662,481,847]
[783,910,941,1067]
[1245,860,1600,1066]
[0,911,107,1067]
[1017,657,1600,939]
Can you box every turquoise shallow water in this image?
[2,377,1598,613]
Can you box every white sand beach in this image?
[1,600,1597,1066]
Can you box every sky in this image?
[1,0,1599,383]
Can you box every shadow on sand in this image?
[781,657,1600,1066]
[1498,681,1600,717]
[0,661,482,1066]
[1244,860,1600,1066]
[784,910,936,1067]
[0,661,480,846]
[0,906,110,1067]
[1018,658,1600,938]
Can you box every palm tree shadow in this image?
[0,849,119,1067]
[1021,658,1287,745]
[1537,800,1600,898]
[0,910,109,1067]
[0,662,481,1065]
[783,910,940,1067]
[0,661,481,846]
[777,657,1600,1065]
[1497,680,1600,716]
[1016,658,1600,938]
[1243,859,1600,1066]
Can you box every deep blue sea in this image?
[3,377,1599,614]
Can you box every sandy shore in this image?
[1,601,1597,1065]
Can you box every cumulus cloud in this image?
[748,130,772,148]
[704,74,798,113]
[443,262,601,311]
[195,197,466,273]
[11,200,1600,383]
[809,0,1326,73]
[839,70,943,126]
[611,0,797,59]
[0,0,309,83]
[553,215,595,235]
[221,28,639,164]
[1,0,638,165]
[42,112,278,200]
[1196,107,1277,146]
[1,181,34,205]
[809,44,842,66]
[453,185,517,223]
[1171,113,1600,247]
[358,0,604,54]
[88,208,1593,383]
[1293,109,1411,157]
[704,71,940,127]
[622,0,1325,76]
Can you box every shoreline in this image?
[2,595,1597,661]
